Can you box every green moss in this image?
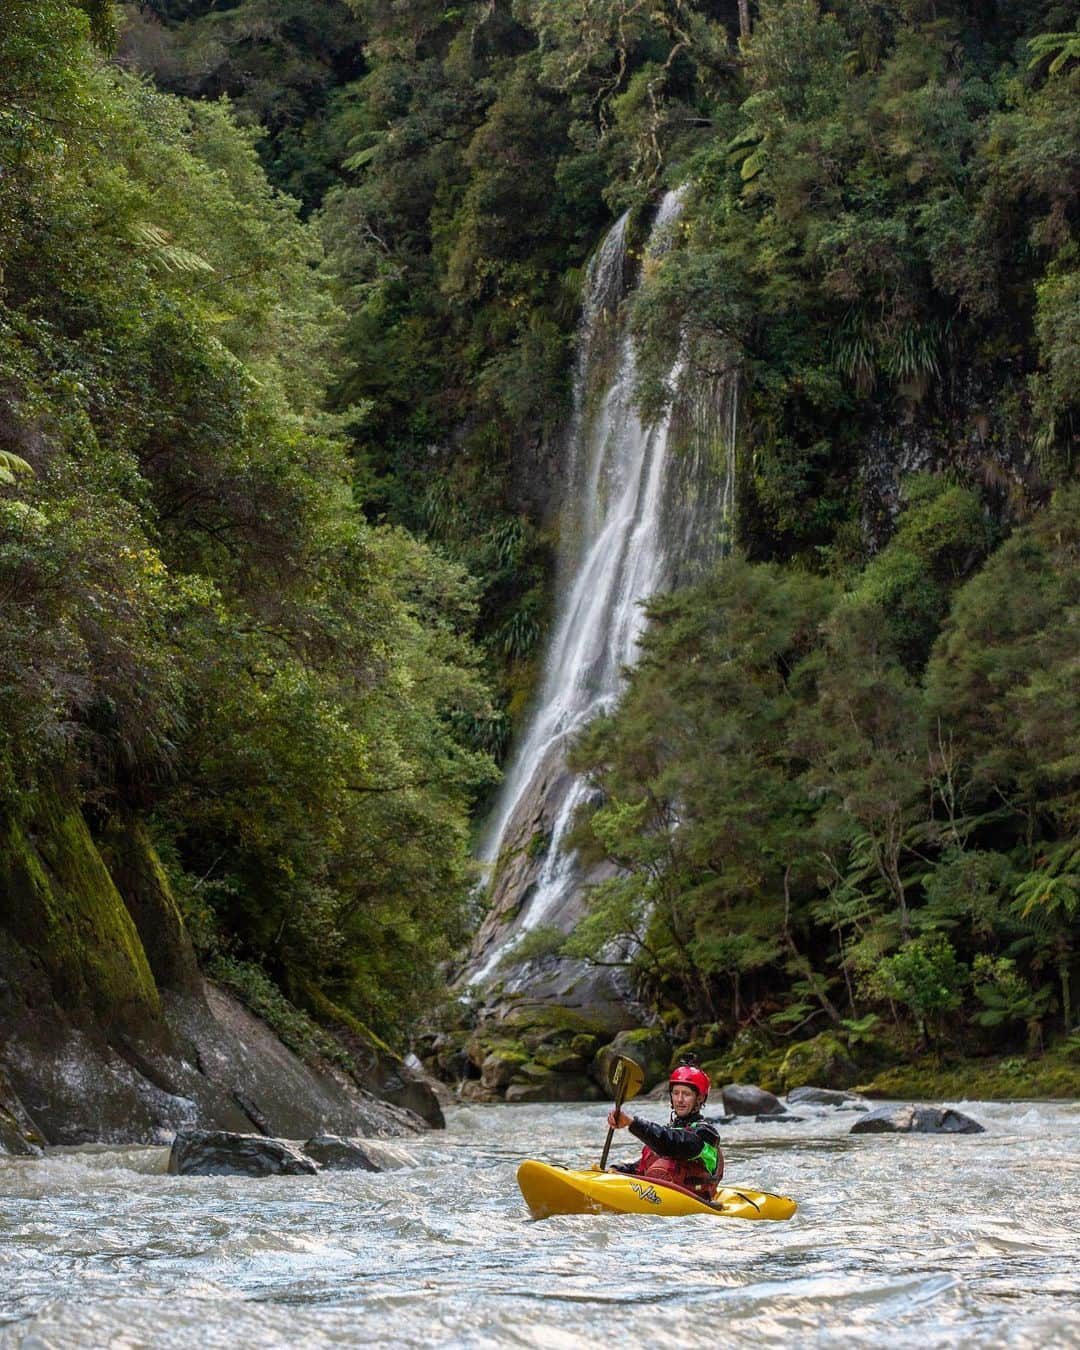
[859,1050,1080,1100]
[98,816,199,993]
[0,783,161,1029]
[701,1046,789,1095]
[504,1005,613,1037]
[780,1033,857,1091]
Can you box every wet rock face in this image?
[849,1104,985,1135]
[0,1066,44,1156]
[721,1084,786,1117]
[168,1130,319,1177]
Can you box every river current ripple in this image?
[1,1100,1077,1348]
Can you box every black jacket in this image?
[611,1109,721,1172]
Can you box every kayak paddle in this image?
[598,1055,645,1171]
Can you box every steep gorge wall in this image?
[0,780,426,1150]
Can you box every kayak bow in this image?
[517,1160,796,1221]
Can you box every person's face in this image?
[670,1084,698,1116]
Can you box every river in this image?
[1,1100,1077,1348]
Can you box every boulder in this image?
[424,1031,472,1082]
[459,1080,498,1104]
[168,1129,319,1176]
[481,1049,528,1090]
[704,1114,737,1126]
[504,1071,599,1104]
[788,1086,869,1108]
[303,1135,381,1171]
[721,1083,785,1116]
[532,1045,587,1074]
[756,1113,806,1124]
[592,1028,671,1094]
[849,1104,985,1135]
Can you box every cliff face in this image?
[0,781,425,1150]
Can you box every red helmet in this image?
[669,1064,710,1102]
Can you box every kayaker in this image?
[606,1063,723,1198]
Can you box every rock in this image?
[592,1028,671,1094]
[299,999,447,1128]
[533,1045,587,1074]
[303,1135,381,1171]
[849,1104,985,1135]
[756,1113,806,1123]
[0,782,430,1146]
[788,1086,869,1108]
[571,1033,600,1060]
[721,1083,786,1116]
[425,1031,472,1082]
[481,1049,528,1091]
[780,1033,856,1092]
[504,1071,599,1104]
[459,1080,498,1104]
[704,1114,737,1126]
[168,1129,319,1176]
[0,1066,44,1156]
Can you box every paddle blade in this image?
[611,1055,645,1106]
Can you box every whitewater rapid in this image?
[2,1099,1077,1347]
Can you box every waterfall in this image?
[467,188,737,986]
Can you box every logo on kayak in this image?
[630,1183,662,1206]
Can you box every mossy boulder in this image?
[302,984,446,1126]
[592,1027,671,1093]
[534,1045,587,1074]
[571,1033,599,1059]
[481,1048,529,1090]
[504,1070,599,1103]
[780,1033,857,1092]
[502,1004,615,1038]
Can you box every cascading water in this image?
[466,188,736,986]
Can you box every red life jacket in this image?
[636,1144,721,1198]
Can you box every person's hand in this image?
[607,1108,631,1130]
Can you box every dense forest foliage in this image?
[0,0,495,1043]
[2,0,1077,1063]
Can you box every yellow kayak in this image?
[517,1160,797,1221]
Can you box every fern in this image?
[1027,29,1080,77]
[130,223,215,276]
[0,451,34,485]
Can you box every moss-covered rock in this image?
[534,1044,587,1073]
[481,1048,529,1090]
[504,1070,599,1103]
[96,814,200,995]
[780,1033,857,1091]
[302,983,446,1126]
[592,1027,671,1093]
[502,1004,616,1038]
[858,1050,1080,1100]
[0,782,162,1036]
[571,1033,599,1059]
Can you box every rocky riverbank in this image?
[420,981,1080,1106]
